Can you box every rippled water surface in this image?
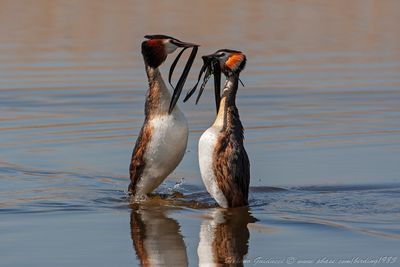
[1,1,400,266]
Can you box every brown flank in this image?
[129,122,152,195]
[212,77,250,208]
[129,40,179,194]
[129,66,163,194]
[213,106,250,207]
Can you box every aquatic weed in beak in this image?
[184,56,222,113]
[168,45,199,114]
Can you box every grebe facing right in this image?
[129,35,198,199]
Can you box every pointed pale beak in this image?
[168,42,199,114]
[173,40,199,48]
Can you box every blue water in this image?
[1,165,400,265]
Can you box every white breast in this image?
[136,109,188,195]
[198,127,228,208]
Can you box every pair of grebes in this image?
[129,35,249,208]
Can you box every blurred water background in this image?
[1,1,400,266]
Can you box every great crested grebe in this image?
[129,35,198,198]
[184,49,249,208]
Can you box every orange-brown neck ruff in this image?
[212,77,250,207]
[224,53,246,77]
[142,40,167,69]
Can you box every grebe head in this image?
[183,49,246,112]
[208,49,246,77]
[142,35,198,68]
[142,35,199,113]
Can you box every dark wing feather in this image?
[232,145,250,202]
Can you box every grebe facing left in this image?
[185,49,250,208]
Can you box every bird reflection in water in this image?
[130,206,188,266]
[198,207,256,266]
